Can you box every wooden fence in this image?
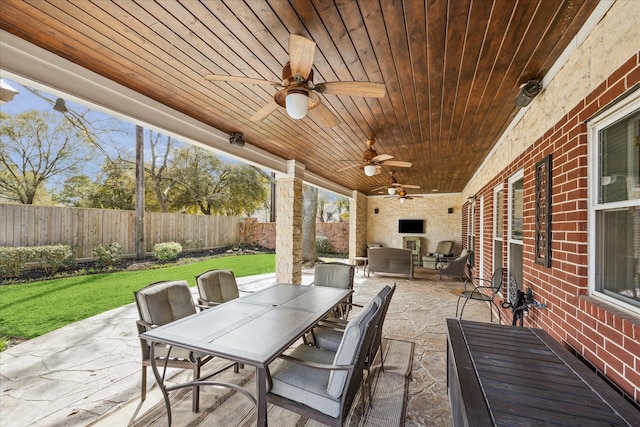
[0,204,243,260]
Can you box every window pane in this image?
[495,189,503,238]
[596,207,640,308]
[494,240,502,271]
[509,242,523,290]
[511,179,523,240]
[599,112,640,203]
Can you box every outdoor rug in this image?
[98,339,413,427]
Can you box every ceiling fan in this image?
[339,139,412,176]
[386,188,423,203]
[372,170,419,195]
[204,34,386,127]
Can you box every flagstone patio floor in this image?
[0,266,491,427]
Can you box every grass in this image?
[0,253,275,341]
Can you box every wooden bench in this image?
[446,319,639,426]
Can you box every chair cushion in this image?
[270,345,341,417]
[327,298,379,398]
[314,263,353,289]
[136,280,195,326]
[197,269,239,303]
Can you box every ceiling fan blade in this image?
[372,154,393,162]
[288,34,316,79]
[337,164,359,172]
[250,101,279,121]
[316,81,386,98]
[307,102,340,127]
[402,184,420,189]
[382,160,412,168]
[205,74,279,86]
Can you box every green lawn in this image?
[0,253,275,341]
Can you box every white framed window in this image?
[493,185,504,274]
[588,89,640,313]
[508,170,524,296]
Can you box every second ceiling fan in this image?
[205,34,386,127]
[339,139,412,176]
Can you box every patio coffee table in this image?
[140,283,352,427]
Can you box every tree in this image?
[0,110,93,204]
[168,145,269,215]
[87,158,136,209]
[302,184,318,265]
[317,190,349,222]
[54,174,95,207]
[146,130,174,213]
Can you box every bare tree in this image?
[0,110,93,204]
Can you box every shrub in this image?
[93,243,123,269]
[153,242,183,262]
[315,236,333,254]
[0,247,31,278]
[33,245,76,276]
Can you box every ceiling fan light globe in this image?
[399,197,406,204]
[364,165,377,176]
[387,187,396,195]
[286,92,308,119]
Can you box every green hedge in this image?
[0,245,76,279]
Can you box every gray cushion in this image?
[135,280,195,326]
[197,269,239,304]
[327,298,379,398]
[270,345,341,417]
[313,263,353,289]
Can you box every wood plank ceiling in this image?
[0,0,598,195]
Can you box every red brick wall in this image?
[472,52,640,403]
[246,221,349,254]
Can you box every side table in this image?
[351,256,369,276]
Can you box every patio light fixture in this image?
[364,165,377,176]
[515,80,542,107]
[53,98,68,112]
[388,187,397,195]
[399,197,406,204]
[285,90,309,119]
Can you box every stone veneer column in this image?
[276,176,303,284]
[349,190,368,260]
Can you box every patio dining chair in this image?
[266,296,382,426]
[455,267,504,323]
[312,262,355,319]
[195,269,242,306]
[313,284,396,373]
[134,280,237,412]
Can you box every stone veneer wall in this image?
[275,177,302,284]
[461,1,640,403]
[349,191,368,258]
[366,193,462,258]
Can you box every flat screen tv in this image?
[398,219,424,234]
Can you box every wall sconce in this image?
[448,207,453,214]
[0,79,19,104]
[229,132,245,147]
[515,80,542,108]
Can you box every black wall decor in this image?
[535,154,552,267]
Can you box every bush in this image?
[315,236,333,254]
[153,242,183,263]
[0,247,31,278]
[92,243,123,269]
[0,245,75,278]
[33,245,76,275]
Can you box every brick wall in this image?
[471,52,640,402]
[246,221,349,254]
